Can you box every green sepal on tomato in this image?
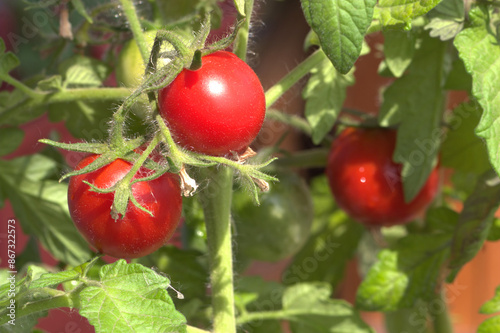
[326,127,440,227]
[67,154,183,259]
[233,171,314,262]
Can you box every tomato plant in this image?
[3,1,500,333]
[68,154,182,258]
[157,50,266,156]
[326,127,440,226]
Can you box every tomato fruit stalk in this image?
[67,154,183,258]
[326,128,440,226]
[157,51,266,156]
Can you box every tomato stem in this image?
[199,166,236,333]
[265,49,324,109]
[429,290,453,333]
[233,0,254,61]
[118,0,150,64]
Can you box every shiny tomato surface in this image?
[68,155,182,258]
[158,51,266,156]
[326,127,439,226]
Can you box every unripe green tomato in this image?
[233,172,314,262]
[116,30,157,88]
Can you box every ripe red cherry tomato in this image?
[326,127,439,226]
[67,155,182,258]
[157,51,266,156]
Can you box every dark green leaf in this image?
[383,30,415,77]
[356,232,452,311]
[447,170,500,281]
[0,156,92,266]
[282,176,363,289]
[283,283,373,333]
[441,102,490,174]
[48,100,114,140]
[454,6,500,180]
[377,0,442,27]
[79,260,187,333]
[301,0,376,74]
[379,33,447,201]
[444,56,472,91]
[487,219,500,241]
[139,246,208,301]
[303,51,354,144]
[425,206,459,233]
[0,128,24,157]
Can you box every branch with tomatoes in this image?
[2,0,500,333]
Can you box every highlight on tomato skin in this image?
[67,154,183,259]
[325,127,440,227]
[157,50,266,157]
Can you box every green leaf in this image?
[71,0,93,23]
[425,206,459,233]
[454,6,500,180]
[36,75,63,92]
[301,0,377,74]
[233,0,245,17]
[444,56,472,91]
[0,52,19,76]
[424,0,464,41]
[478,316,500,333]
[59,55,111,88]
[0,128,24,157]
[303,51,355,144]
[480,286,500,314]
[282,177,364,289]
[383,30,415,77]
[487,218,500,241]
[447,170,500,281]
[379,33,447,201]
[377,0,442,27]
[139,246,208,301]
[356,232,452,311]
[79,260,186,333]
[30,270,80,289]
[441,102,491,174]
[48,100,114,140]
[0,156,92,266]
[283,283,373,332]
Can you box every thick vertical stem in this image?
[430,291,453,333]
[233,0,255,61]
[118,0,149,62]
[199,166,236,333]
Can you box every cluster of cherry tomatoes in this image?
[68,49,266,258]
[67,33,439,260]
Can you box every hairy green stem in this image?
[0,291,79,326]
[233,0,254,61]
[265,49,324,108]
[265,109,312,135]
[199,166,236,333]
[430,291,453,333]
[0,75,38,98]
[118,0,149,63]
